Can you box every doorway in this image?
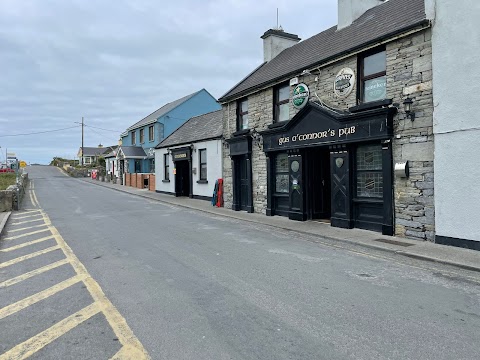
[237,155,249,210]
[175,160,190,197]
[305,148,331,220]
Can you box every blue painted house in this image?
[118,89,221,175]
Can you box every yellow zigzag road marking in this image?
[0,274,85,320]
[0,302,101,360]
[0,259,70,288]
[11,218,46,226]
[3,228,50,241]
[8,224,48,233]
[0,245,61,269]
[42,211,150,359]
[0,235,55,252]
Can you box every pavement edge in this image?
[0,211,11,238]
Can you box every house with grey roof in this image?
[219,0,435,240]
[118,88,221,179]
[155,109,223,200]
[77,145,116,166]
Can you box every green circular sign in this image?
[292,83,310,109]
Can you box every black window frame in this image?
[358,47,387,104]
[355,143,383,199]
[164,154,170,181]
[131,131,136,145]
[237,98,249,131]
[149,125,154,142]
[273,83,290,123]
[139,128,144,144]
[199,148,207,181]
[274,152,289,194]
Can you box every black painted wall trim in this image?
[156,190,175,195]
[192,194,212,202]
[435,235,480,251]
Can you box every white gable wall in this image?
[432,0,480,242]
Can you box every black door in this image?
[306,148,331,220]
[238,156,249,210]
[175,160,190,197]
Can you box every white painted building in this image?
[155,110,223,201]
[429,0,480,249]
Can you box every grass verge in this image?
[0,173,16,190]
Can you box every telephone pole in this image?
[81,117,84,167]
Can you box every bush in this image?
[0,173,16,190]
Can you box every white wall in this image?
[432,0,480,241]
[155,139,223,198]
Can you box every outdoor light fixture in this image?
[403,97,415,121]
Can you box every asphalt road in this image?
[2,165,480,359]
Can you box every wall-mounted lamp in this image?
[403,97,415,121]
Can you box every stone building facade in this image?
[220,0,434,240]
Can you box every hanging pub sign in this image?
[334,68,355,98]
[292,83,310,109]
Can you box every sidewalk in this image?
[79,177,480,273]
[0,211,11,238]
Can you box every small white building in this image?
[155,110,223,201]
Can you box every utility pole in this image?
[81,117,84,167]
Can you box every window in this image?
[134,160,141,173]
[237,98,249,130]
[140,129,144,143]
[149,125,154,142]
[275,153,289,193]
[149,159,155,173]
[84,157,91,165]
[164,154,169,181]
[356,144,383,198]
[199,149,207,180]
[131,131,136,145]
[274,84,290,123]
[359,49,386,103]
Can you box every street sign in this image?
[19,161,27,168]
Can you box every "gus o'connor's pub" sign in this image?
[261,103,396,152]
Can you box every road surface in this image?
[1,165,480,359]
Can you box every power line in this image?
[84,124,124,133]
[0,125,81,137]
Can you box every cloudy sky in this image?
[0,0,337,164]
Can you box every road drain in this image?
[374,238,414,247]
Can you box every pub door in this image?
[175,160,190,197]
[237,155,249,211]
[306,148,331,220]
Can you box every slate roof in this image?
[119,146,146,157]
[126,89,202,131]
[156,110,223,149]
[219,0,428,102]
[81,147,108,157]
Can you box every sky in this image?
[0,0,337,164]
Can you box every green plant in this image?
[0,173,16,190]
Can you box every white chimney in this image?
[261,28,301,63]
[338,0,385,30]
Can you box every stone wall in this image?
[222,28,434,240]
[0,190,13,212]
